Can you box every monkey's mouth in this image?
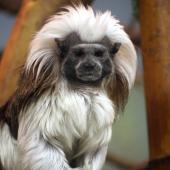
[76,71,102,82]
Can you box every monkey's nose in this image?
[83,62,97,71]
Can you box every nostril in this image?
[83,62,96,70]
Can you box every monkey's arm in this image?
[82,146,108,170]
[18,130,71,170]
[76,127,111,170]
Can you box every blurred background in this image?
[0,0,148,169]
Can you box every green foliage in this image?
[132,0,139,19]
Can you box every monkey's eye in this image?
[74,49,84,57]
[94,50,104,57]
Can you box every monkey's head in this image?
[57,32,121,86]
[25,5,137,111]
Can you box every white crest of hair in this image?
[17,79,115,169]
[26,5,136,89]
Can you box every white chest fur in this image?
[19,84,115,158]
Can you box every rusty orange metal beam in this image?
[140,0,170,169]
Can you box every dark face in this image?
[56,33,121,86]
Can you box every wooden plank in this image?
[0,0,22,13]
[0,0,93,106]
[148,157,170,170]
[139,0,170,163]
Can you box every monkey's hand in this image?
[18,131,72,170]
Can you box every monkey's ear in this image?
[54,32,81,54]
[110,43,121,55]
[54,38,65,50]
[54,38,69,56]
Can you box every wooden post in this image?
[140,0,170,169]
[0,0,93,105]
